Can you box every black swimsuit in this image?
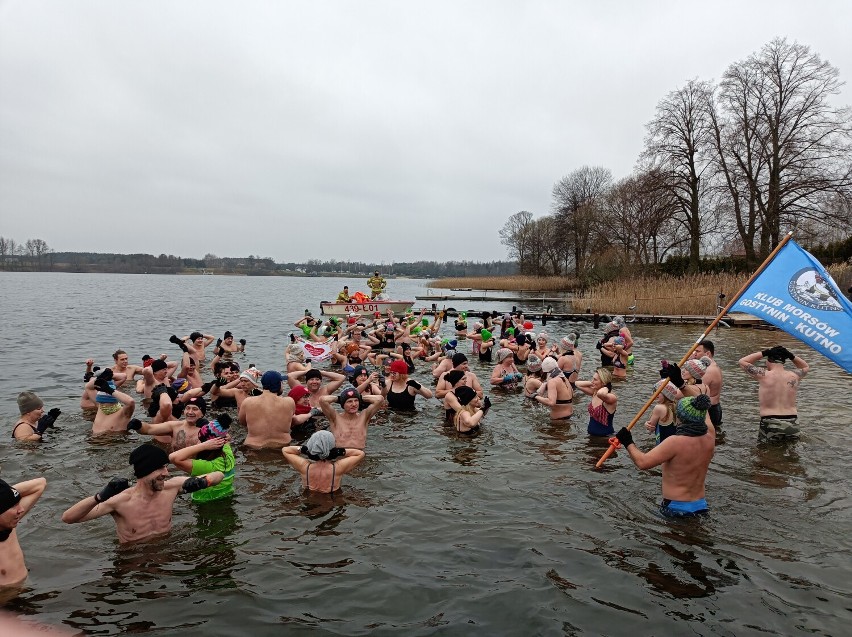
[387,385,416,410]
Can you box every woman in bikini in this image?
[575,367,617,436]
[533,356,574,419]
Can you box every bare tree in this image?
[642,80,717,272]
[551,166,612,277]
[499,211,536,274]
[718,38,852,256]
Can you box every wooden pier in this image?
[412,309,771,329]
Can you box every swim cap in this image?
[142,355,153,367]
[151,359,168,373]
[17,391,43,415]
[481,329,492,342]
[603,321,619,335]
[527,354,542,372]
[454,386,477,406]
[305,430,335,460]
[444,370,466,387]
[129,443,169,478]
[506,327,515,336]
[559,337,574,353]
[613,316,626,329]
[171,378,189,394]
[451,353,468,367]
[338,387,361,407]
[676,394,711,425]
[447,339,458,351]
[0,479,21,514]
[342,365,356,375]
[186,396,207,414]
[683,356,711,379]
[497,348,513,362]
[305,369,322,381]
[654,379,679,402]
[537,331,549,341]
[389,360,409,374]
[523,321,533,330]
[261,370,284,393]
[613,336,625,347]
[541,357,558,374]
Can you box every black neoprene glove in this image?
[329,447,346,460]
[98,368,114,382]
[300,445,309,455]
[482,396,492,413]
[406,379,422,390]
[780,347,795,361]
[666,363,685,388]
[95,477,130,503]
[127,418,142,432]
[201,381,215,393]
[36,408,60,434]
[239,339,246,347]
[216,338,223,347]
[94,376,115,394]
[170,335,189,353]
[595,340,603,350]
[615,427,634,447]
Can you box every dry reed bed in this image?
[570,273,750,315]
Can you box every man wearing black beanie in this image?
[0,476,47,586]
[62,444,223,543]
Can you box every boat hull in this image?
[320,300,415,316]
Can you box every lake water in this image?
[1,272,850,636]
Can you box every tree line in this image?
[0,238,515,278]
[501,38,852,281]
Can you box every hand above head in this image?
[95,477,130,503]
[239,339,246,347]
[329,447,346,460]
[170,335,189,353]
[94,376,115,394]
[615,427,634,448]
[779,346,795,361]
[665,363,684,388]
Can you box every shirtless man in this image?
[282,430,365,493]
[738,346,810,442]
[176,353,204,389]
[110,350,146,388]
[691,340,723,428]
[171,332,215,363]
[12,392,60,442]
[88,371,136,434]
[317,388,384,450]
[130,396,208,451]
[435,354,483,400]
[287,368,347,408]
[142,358,178,402]
[61,444,223,543]
[238,371,296,449]
[0,477,47,588]
[218,331,246,355]
[614,394,715,517]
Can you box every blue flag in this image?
[730,239,852,373]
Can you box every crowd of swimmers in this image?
[2,304,810,593]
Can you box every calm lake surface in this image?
[0,272,850,636]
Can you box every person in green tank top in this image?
[168,415,235,503]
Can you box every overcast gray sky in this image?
[1,1,849,263]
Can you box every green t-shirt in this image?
[300,324,313,338]
[190,443,235,502]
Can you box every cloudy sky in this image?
[1,1,849,263]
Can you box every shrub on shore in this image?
[428,275,580,292]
